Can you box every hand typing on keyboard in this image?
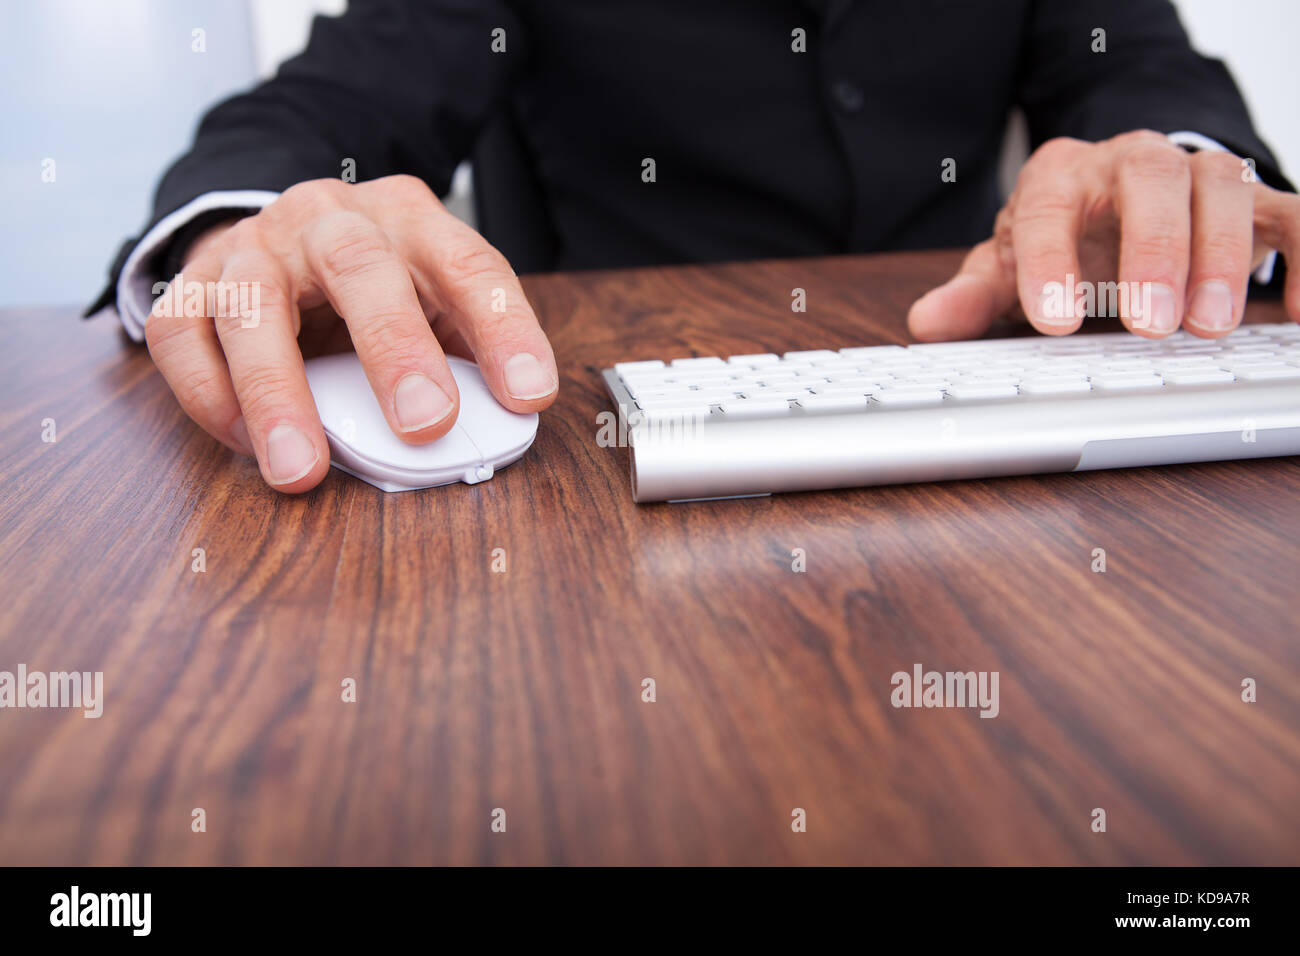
[907,131,1300,343]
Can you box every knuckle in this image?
[1190,150,1245,183]
[280,177,347,210]
[1254,189,1299,240]
[1119,129,1171,148]
[1194,230,1252,269]
[144,310,191,356]
[350,317,431,367]
[1013,191,1078,225]
[208,261,286,334]
[1034,136,1085,163]
[1125,230,1184,265]
[252,274,291,312]
[438,240,511,284]
[1119,142,1189,183]
[235,364,302,418]
[221,216,263,250]
[171,364,229,419]
[218,246,270,279]
[310,212,394,282]
[375,173,437,204]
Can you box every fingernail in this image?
[503,352,556,400]
[1186,280,1235,331]
[394,373,454,431]
[1035,280,1082,328]
[230,416,253,455]
[1134,283,1177,333]
[265,423,319,485]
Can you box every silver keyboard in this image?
[601,323,1300,502]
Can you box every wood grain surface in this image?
[0,249,1297,865]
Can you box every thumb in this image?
[907,239,1019,342]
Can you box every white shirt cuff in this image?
[1166,131,1278,285]
[116,190,280,341]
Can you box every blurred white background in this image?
[1,0,1295,307]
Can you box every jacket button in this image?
[831,79,865,114]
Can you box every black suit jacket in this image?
[91,0,1289,313]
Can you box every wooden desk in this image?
[1,250,1297,865]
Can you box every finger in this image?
[213,250,330,492]
[144,265,252,456]
[303,211,460,444]
[907,237,1018,342]
[1184,151,1255,338]
[1113,137,1192,336]
[407,215,558,411]
[1253,188,1300,324]
[1009,180,1088,335]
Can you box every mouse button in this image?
[305,354,387,438]
[447,359,540,459]
[351,418,482,477]
[445,355,495,410]
[461,408,540,463]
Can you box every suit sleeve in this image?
[88,0,525,316]
[1014,0,1291,190]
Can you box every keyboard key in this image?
[1019,377,1092,395]
[1154,355,1230,369]
[874,387,946,406]
[669,356,727,368]
[907,341,1000,353]
[783,349,839,362]
[944,382,1019,401]
[688,387,745,402]
[742,385,813,399]
[895,374,953,388]
[1217,348,1276,359]
[1092,358,1154,371]
[634,387,695,402]
[808,359,870,373]
[1034,362,1089,376]
[1090,372,1164,390]
[1161,368,1235,385]
[726,353,781,365]
[811,383,883,396]
[620,372,678,390]
[679,369,745,385]
[796,394,870,412]
[1230,363,1300,381]
[639,404,712,421]
[954,374,1019,387]
[825,373,893,386]
[838,345,906,359]
[615,360,665,374]
[720,398,794,418]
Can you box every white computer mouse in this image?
[303,352,539,492]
